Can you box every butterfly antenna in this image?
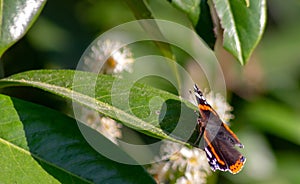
[193,84,206,105]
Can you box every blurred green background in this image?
[1,0,300,183]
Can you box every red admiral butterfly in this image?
[193,84,246,174]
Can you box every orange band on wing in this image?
[198,104,213,111]
[198,104,218,117]
[229,156,245,174]
[222,122,240,142]
[204,131,225,166]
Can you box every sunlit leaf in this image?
[0,70,196,145]
[0,0,46,57]
[212,0,267,64]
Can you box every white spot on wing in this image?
[205,148,212,158]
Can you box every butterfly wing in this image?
[204,120,246,174]
[193,84,246,174]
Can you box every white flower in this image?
[80,108,122,144]
[99,116,122,144]
[84,39,134,74]
[148,141,210,184]
[203,89,234,123]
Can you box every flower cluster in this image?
[202,89,234,123]
[80,108,122,145]
[83,39,134,74]
[148,141,210,184]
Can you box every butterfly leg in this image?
[193,117,206,146]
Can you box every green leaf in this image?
[0,94,155,183]
[0,70,195,145]
[172,0,201,26]
[0,0,46,57]
[212,0,267,64]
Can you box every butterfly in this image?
[193,84,246,174]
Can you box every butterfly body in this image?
[193,84,246,174]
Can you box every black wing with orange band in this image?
[193,84,246,174]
